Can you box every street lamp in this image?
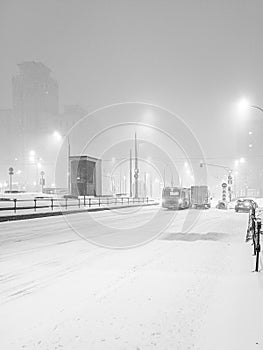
[237,98,263,195]
[40,171,45,193]
[53,130,63,142]
[237,98,263,114]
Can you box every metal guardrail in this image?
[0,196,153,214]
[246,204,262,272]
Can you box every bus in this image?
[162,186,191,210]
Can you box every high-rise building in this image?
[12,61,59,134]
[59,104,87,134]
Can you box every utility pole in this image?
[40,171,45,193]
[68,137,71,194]
[144,172,147,197]
[119,166,122,194]
[129,149,132,197]
[134,133,139,198]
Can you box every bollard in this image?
[84,195,86,207]
[34,199,37,212]
[255,219,261,272]
[14,199,17,213]
[78,198,80,208]
[89,198,91,207]
[99,198,101,206]
[51,198,54,211]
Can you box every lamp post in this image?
[134,133,139,198]
[237,99,263,196]
[67,137,71,194]
[129,149,132,197]
[40,170,45,193]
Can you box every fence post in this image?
[99,198,101,206]
[255,219,261,272]
[78,198,80,208]
[147,197,149,203]
[84,195,86,207]
[14,199,17,213]
[34,199,37,212]
[251,206,257,255]
[65,197,68,209]
[51,198,54,211]
[89,198,91,207]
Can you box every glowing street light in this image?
[237,98,263,114]
[237,98,250,113]
[235,157,245,167]
[53,130,63,142]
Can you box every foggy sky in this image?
[1,0,263,162]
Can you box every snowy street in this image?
[0,207,263,349]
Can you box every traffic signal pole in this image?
[200,161,233,202]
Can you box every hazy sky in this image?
[1,0,263,162]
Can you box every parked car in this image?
[235,199,257,213]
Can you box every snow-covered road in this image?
[0,207,262,349]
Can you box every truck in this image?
[190,185,210,209]
[162,186,191,210]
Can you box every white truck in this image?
[190,185,210,209]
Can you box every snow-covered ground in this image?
[0,192,54,200]
[0,207,262,349]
